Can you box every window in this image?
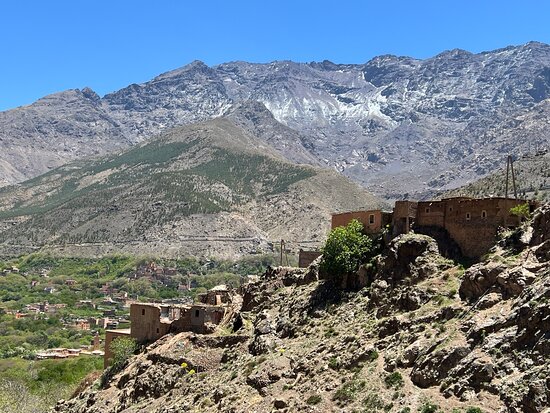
[369,214,375,224]
[466,213,471,221]
[481,210,487,218]
[425,208,430,213]
[141,308,145,316]
[449,207,453,212]
[156,328,159,334]
[195,310,200,318]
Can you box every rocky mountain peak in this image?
[1,42,550,200]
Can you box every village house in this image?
[332,197,538,259]
[104,285,235,367]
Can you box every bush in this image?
[384,371,404,388]
[109,337,137,372]
[320,219,374,280]
[333,379,366,403]
[306,394,322,405]
[466,408,483,413]
[510,203,530,219]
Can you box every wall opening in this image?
[369,214,375,224]
[195,310,200,318]
[141,308,145,316]
[466,212,471,221]
[425,208,430,213]
[156,328,159,334]
[481,210,487,218]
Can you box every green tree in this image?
[109,337,137,372]
[510,203,530,219]
[320,219,374,280]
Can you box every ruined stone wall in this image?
[392,201,418,236]
[130,304,170,343]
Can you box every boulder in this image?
[459,262,507,301]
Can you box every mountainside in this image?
[443,150,550,201]
[0,115,384,258]
[2,42,550,197]
[54,204,550,413]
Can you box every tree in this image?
[320,219,374,280]
[109,337,137,372]
[510,203,530,220]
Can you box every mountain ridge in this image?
[0,113,384,258]
[1,41,550,197]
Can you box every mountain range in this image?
[2,41,550,199]
[0,109,383,258]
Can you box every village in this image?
[103,195,538,367]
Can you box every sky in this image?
[1,0,550,111]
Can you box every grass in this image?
[0,357,102,413]
[333,379,366,403]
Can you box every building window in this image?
[481,210,487,218]
[466,213,471,221]
[195,310,200,318]
[449,207,453,212]
[369,214,375,224]
[141,309,145,316]
[156,328,159,334]
[425,208,430,213]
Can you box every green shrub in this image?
[466,408,483,413]
[320,219,374,280]
[328,357,341,370]
[109,337,137,372]
[509,203,530,219]
[384,371,404,388]
[333,379,366,403]
[306,394,322,405]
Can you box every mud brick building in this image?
[104,285,235,367]
[332,197,537,259]
[331,209,392,234]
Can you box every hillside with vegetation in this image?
[443,152,550,201]
[0,252,279,412]
[0,116,384,259]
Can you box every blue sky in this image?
[1,0,550,111]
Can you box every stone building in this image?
[104,285,235,367]
[331,209,392,234]
[332,197,537,259]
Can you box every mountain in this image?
[2,42,550,198]
[0,114,384,258]
[54,204,550,413]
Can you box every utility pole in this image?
[504,155,518,200]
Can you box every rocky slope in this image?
[2,42,550,198]
[0,113,384,258]
[55,204,550,412]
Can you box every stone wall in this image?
[331,210,390,234]
[298,250,322,268]
[130,304,171,343]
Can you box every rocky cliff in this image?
[55,204,550,412]
[2,42,550,198]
